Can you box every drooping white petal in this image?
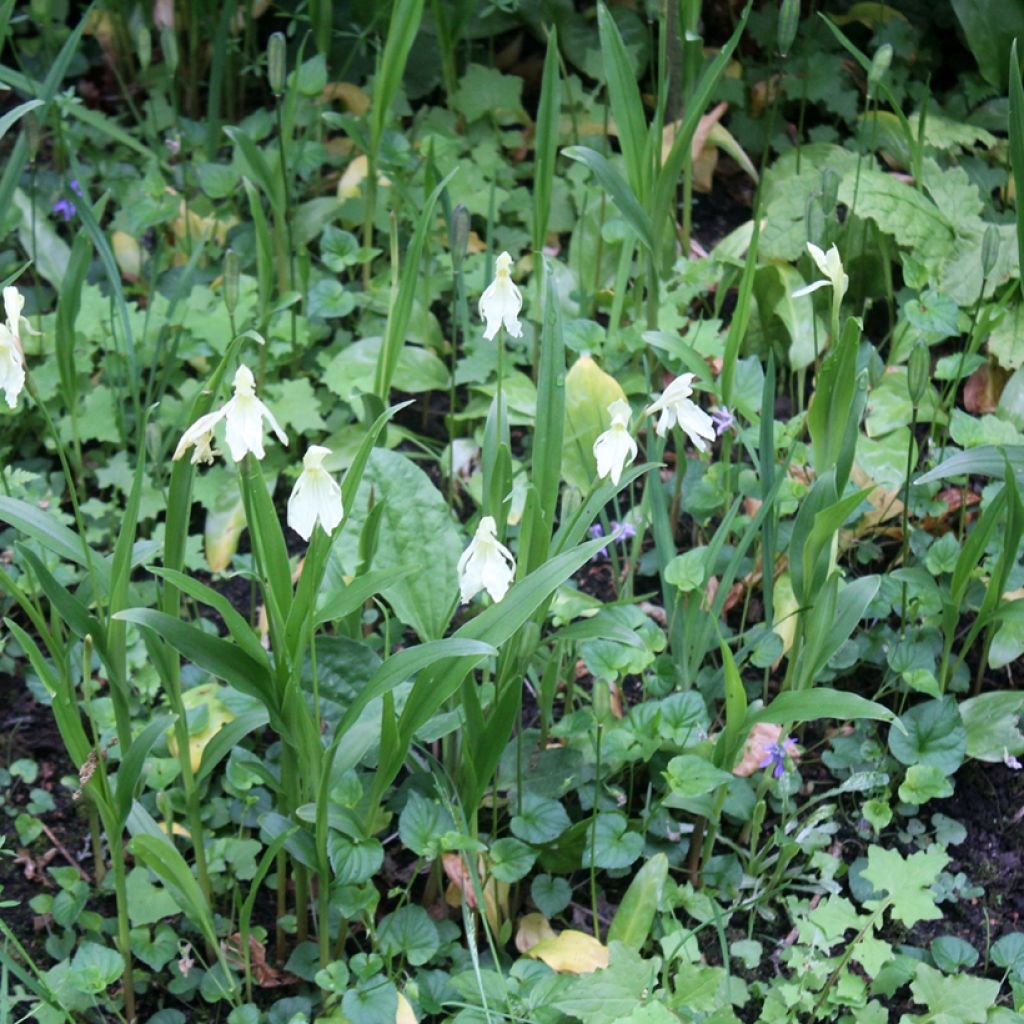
[287,446,344,541]
[220,365,288,462]
[791,279,830,299]
[0,325,25,408]
[458,515,516,603]
[173,409,226,462]
[646,373,716,449]
[676,402,717,452]
[479,251,523,340]
[223,393,269,461]
[593,399,637,485]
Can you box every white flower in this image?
[173,365,288,464]
[646,373,716,452]
[792,242,849,306]
[593,399,638,486]
[457,515,516,603]
[287,445,344,541]
[479,251,522,340]
[0,287,28,408]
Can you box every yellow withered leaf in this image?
[515,912,557,954]
[166,682,235,774]
[526,929,610,974]
[112,231,142,283]
[396,993,417,1024]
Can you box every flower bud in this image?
[907,340,930,406]
[450,204,470,271]
[982,224,1000,280]
[805,195,825,248]
[137,25,152,70]
[868,44,893,98]
[820,167,840,215]
[268,32,287,96]
[776,0,800,58]
[592,680,612,725]
[224,249,240,314]
[160,27,178,74]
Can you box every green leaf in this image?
[452,63,524,124]
[510,793,571,844]
[398,791,455,859]
[898,763,954,804]
[888,698,966,775]
[125,868,179,927]
[329,448,462,641]
[581,813,644,870]
[563,146,656,256]
[531,874,572,917]
[860,845,949,927]
[910,961,999,1023]
[327,833,384,885]
[930,936,980,973]
[67,942,124,994]
[551,943,659,1024]
[489,837,536,883]
[607,853,668,951]
[958,691,1024,761]
[749,688,897,729]
[664,755,733,798]
[376,905,439,966]
[561,354,628,492]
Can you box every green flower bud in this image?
[268,32,287,96]
[907,340,930,406]
[982,224,1000,280]
[805,195,825,248]
[224,249,240,314]
[450,204,470,271]
[137,25,152,70]
[776,0,800,58]
[821,167,840,215]
[868,44,893,98]
[592,679,612,725]
[160,27,178,74]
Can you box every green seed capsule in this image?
[805,195,825,247]
[451,204,470,271]
[907,340,930,406]
[777,0,800,58]
[592,679,611,724]
[982,224,1000,280]
[224,249,240,314]
[137,26,152,70]
[821,167,840,215]
[268,32,287,96]
[868,44,893,97]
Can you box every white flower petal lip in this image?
[287,445,344,541]
[479,251,523,341]
[175,364,288,464]
[0,323,25,409]
[796,242,849,305]
[457,515,516,603]
[645,373,716,450]
[592,398,638,486]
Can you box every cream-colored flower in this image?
[592,399,637,485]
[0,287,28,408]
[287,445,344,541]
[479,251,522,340]
[173,365,287,464]
[646,373,716,452]
[792,242,849,307]
[457,515,516,603]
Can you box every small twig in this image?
[40,821,91,883]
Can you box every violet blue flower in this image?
[52,179,83,222]
[611,521,637,543]
[589,523,609,559]
[759,738,798,778]
[710,406,734,437]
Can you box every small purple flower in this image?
[589,523,609,559]
[52,179,83,222]
[759,738,798,778]
[611,521,636,543]
[710,406,734,437]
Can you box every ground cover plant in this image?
[1,0,1024,1020]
